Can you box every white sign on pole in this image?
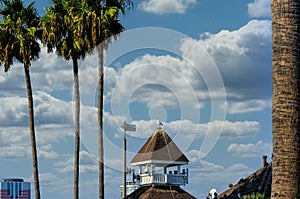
[121,122,136,132]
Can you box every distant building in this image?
[217,156,272,199]
[122,124,196,199]
[0,178,30,199]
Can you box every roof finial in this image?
[157,120,163,128]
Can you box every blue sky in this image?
[0,0,272,198]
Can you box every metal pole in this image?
[122,121,127,199]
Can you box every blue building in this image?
[0,178,30,199]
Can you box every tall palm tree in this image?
[41,1,91,198]
[96,5,124,199]
[83,1,132,198]
[0,0,41,198]
[67,1,131,198]
[271,1,300,198]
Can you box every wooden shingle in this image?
[130,128,189,166]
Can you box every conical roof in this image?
[131,128,189,166]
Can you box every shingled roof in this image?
[217,162,272,199]
[125,185,196,199]
[130,128,189,166]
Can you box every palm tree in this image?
[83,1,132,198]
[68,1,132,198]
[41,1,92,198]
[96,5,124,199]
[41,1,132,198]
[0,0,41,198]
[271,0,300,198]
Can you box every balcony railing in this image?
[139,173,188,185]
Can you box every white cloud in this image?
[0,142,58,159]
[0,91,101,159]
[227,140,272,157]
[222,99,271,114]
[34,173,73,198]
[110,54,203,110]
[0,96,28,126]
[0,126,60,159]
[38,148,59,159]
[55,151,98,173]
[204,120,260,139]
[248,0,271,18]
[0,90,98,131]
[139,0,196,15]
[180,20,272,101]
[0,145,31,159]
[106,20,271,114]
[120,119,260,139]
[0,47,73,97]
[0,46,100,98]
[39,173,68,187]
[0,63,27,97]
[1,20,272,114]
[186,150,254,196]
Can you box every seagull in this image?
[157,120,163,128]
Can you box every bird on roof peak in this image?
[157,120,164,128]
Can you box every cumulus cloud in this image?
[0,46,100,98]
[110,54,203,110]
[0,48,71,97]
[0,91,100,159]
[119,119,260,139]
[0,145,31,159]
[205,120,260,138]
[248,0,271,18]
[1,20,271,120]
[227,140,272,157]
[172,120,261,139]
[139,0,196,15]
[1,20,272,116]
[0,90,98,130]
[188,157,251,181]
[0,126,60,159]
[181,20,272,101]
[105,20,271,114]
[221,99,271,114]
[0,96,29,127]
[0,140,59,160]
[186,150,254,195]
[55,151,98,173]
[33,173,73,198]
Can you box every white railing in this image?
[139,173,187,185]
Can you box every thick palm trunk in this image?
[272,1,300,198]
[73,57,80,199]
[24,67,40,199]
[97,44,104,199]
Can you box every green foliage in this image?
[242,193,269,199]
[0,0,41,71]
[39,0,133,60]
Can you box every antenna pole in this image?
[122,121,127,199]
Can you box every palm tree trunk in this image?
[73,57,80,199]
[272,1,300,198]
[24,67,40,199]
[97,43,104,199]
